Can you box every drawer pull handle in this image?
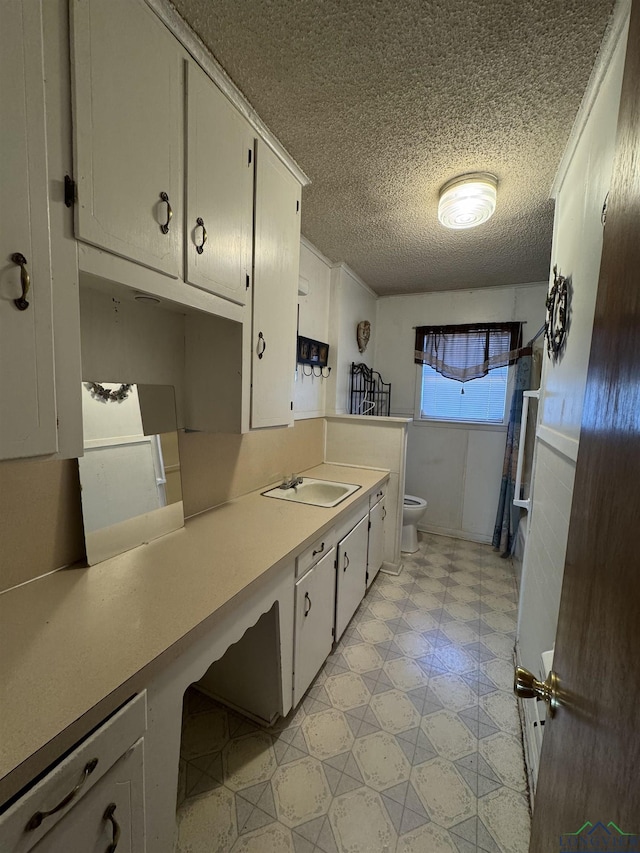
[103,803,121,852]
[194,217,207,254]
[25,757,98,831]
[343,552,350,572]
[304,591,312,617]
[312,542,325,557]
[257,331,266,359]
[159,191,172,234]
[11,252,30,311]
[376,490,383,498]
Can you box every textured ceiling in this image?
[171,0,617,294]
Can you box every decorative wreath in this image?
[87,382,133,402]
[545,266,569,360]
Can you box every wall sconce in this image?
[438,172,497,229]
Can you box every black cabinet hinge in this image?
[246,273,250,289]
[64,174,76,207]
[366,571,369,583]
[290,401,293,411]
[248,147,253,166]
[368,520,371,530]
[296,199,300,213]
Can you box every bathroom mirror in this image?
[78,382,184,565]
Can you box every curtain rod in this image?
[411,321,528,329]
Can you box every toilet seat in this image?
[404,494,426,507]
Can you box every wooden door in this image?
[367,498,385,589]
[530,3,640,845]
[335,516,368,641]
[185,61,253,305]
[0,0,57,459]
[251,141,301,429]
[71,0,183,277]
[293,547,337,705]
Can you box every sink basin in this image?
[262,477,361,508]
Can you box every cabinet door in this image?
[335,516,368,641]
[0,0,57,459]
[31,740,145,853]
[251,141,301,428]
[185,62,253,305]
[71,0,182,277]
[367,498,385,589]
[294,548,336,706]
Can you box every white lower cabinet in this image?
[293,547,337,706]
[367,497,386,589]
[31,740,145,853]
[335,515,369,641]
[0,693,146,853]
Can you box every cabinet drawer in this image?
[296,534,332,578]
[369,482,387,509]
[0,692,146,852]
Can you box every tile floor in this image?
[176,534,531,853]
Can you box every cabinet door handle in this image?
[304,591,312,617]
[25,758,99,831]
[159,191,172,234]
[382,507,387,520]
[257,331,266,359]
[343,552,350,572]
[194,217,207,254]
[103,803,121,852]
[312,542,325,557]
[376,490,383,499]
[11,252,30,311]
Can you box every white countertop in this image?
[0,463,388,803]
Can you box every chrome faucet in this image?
[280,473,303,490]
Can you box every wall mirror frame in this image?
[78,382,184,565]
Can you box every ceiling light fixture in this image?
[438,172,498,230]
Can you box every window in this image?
[413,322,521,425]
[417,363,509,423]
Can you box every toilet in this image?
[401,495,427,553]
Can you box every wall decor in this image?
[297,335,329,367]
[545,265,570,361]
[357,320,371,353]
[86,381,133,402]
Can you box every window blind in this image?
[420,363,508,423]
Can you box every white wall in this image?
[375,283,547,542]
[517,15,628,684]
[294,238,332,419]
[327,264,378,415]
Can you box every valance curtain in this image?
[414,322,523,382]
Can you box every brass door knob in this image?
[514,665,560,718]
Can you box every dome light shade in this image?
[438,173,498,229]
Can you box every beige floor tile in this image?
[409,591,443,611]
[222,731,277,791]
[441,621,479,646]
[324,671,371,710]
[411,757,476,828]
[421,710,477,761]
[230,822,295,853]
[414,575,447,594]
[342,642,384,673]
[447,570,479,586]
[479,732,527,792]
[181,707,229,760]
[176,786,237,853]
[272,755,331,827]
[403,610,439,633]
[356,619,394,644]
[482,631,515,660]
[384,657,428,691]
[429,674,477,712]
[443,601,479,622]
[479,787,530,853]
[329,787,396,853]
[368,599,403,621]
[377,582,408,601]
[481,658,515,691]
[301,708,354,759]
[394,631,432,658]
[370,689,420,733]
[352,730,411,790]
[482,610,517,633]
[480,691,522,735]
[434,645,476,674]
[396,821,459,853]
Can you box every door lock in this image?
[514,665,560,718]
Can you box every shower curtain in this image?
[492,355,532,556]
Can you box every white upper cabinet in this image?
[252,141,301,429]
[0,1,58,459]
[71,0,183,277]
[185,62,254,306]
